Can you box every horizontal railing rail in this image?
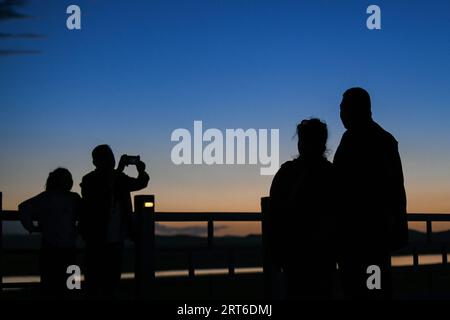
[5,210,450,222]
[4,210,449,245]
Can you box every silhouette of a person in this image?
[334,88,408,299]
[80,145,149,298]
[270,119,336,299]
[19,168,81,298]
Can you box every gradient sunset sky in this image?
[1,1,450,236]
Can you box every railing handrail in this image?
[1,210,264,221]
[3,210,450,222]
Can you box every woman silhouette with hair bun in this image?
[270,118,336,299]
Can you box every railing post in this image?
[188,252,195,278]
[413,247,419,267]
[442,244,448,265]
[134,195,155,299]
[0,192,3,291]
[426,220,432,243]
[261,196,273,299]
[207,219,214,247]
[228,248,235,276]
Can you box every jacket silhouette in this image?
[19,168,80,298]
[80,145,149,297]
[334,88,408,299]
[80,167,149,243]
[270,119,336,299]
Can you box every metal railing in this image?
[0,193,266,297]
[1,192,450,297]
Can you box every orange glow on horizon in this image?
[2,183,450,236]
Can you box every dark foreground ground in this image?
[2,265,450,300]
[2,233,450,300]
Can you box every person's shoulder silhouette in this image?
[271,118,332,196]
[269,118,336,299]
[79,144,149,298]
[334,87,408,299]
[19,167,80,240]
[18,167,80,298]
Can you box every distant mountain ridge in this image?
[1,233,262,249]
[2,230,450,250]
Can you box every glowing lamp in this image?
[144,201,154,208]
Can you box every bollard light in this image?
[133,194,156,297]
[144,201,154,208]
[134,195,155,214]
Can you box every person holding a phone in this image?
[80,144,149,298]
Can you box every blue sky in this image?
[1,0,450,234]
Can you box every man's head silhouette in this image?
[92,144,115,170]
[340,87,372,130]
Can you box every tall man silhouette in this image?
[80,145,149,298]
[334,88,408,299]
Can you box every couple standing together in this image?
[270,87,409,299]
